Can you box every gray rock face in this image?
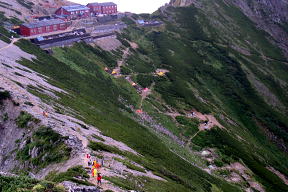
[230,0,288,56]
[62,181,100,192]
[234,0,288,23]
[169,0,195,7]
[65,135,84,156]
[0,100,25,172]
[0,171,17,177]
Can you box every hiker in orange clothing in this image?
[95,161,101,169]
[93,160,101,169]
[42,111,48,117]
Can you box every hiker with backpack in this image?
[97,173,102,185]
[92,166,97,178]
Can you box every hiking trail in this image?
[112,47,130,77]
[0,38,20,51]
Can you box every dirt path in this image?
[113,47,130,77]
[89,177,125,192]
[186,130,201,147]
[139,85,153,109]
[164,111,181,119]
[0,38,19,51]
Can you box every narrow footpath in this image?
[112,47,130,77]
[0,38,20,51]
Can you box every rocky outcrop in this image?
[61,181,100,192]
[0,99,27,172]
[230,0,288,57]
[170,0,195,7]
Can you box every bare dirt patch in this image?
[94,36,122,51]
[223,162,265,192]
[190,111,223,130]
[130,42,139,49]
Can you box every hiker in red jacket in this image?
[97,173,102,185]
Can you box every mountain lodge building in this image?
[20,19,68,37]
[55,5,90,20]
[87,2,117,15]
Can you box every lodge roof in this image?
[61,4,90,12]
[87,2,116,7]
[22,19,66,28]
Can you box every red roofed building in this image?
[87,3,102,16]
[100,2,117,14]
[20,19,68,37]
[55,5,90,20]
[87,2,117,15]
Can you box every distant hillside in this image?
[170,0,288,57]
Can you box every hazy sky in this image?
[71,0,170,13]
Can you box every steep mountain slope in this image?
[0,0,288,192]
[170,0,288,56]
[0,0,71,21]
[116,0,288,190]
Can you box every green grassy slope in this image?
[15,40,240,191]
[8,0,288,191]
[117,1,288,191]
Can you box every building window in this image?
[46,26,50,31]
[38,27,42,33]
[60,24,66,28]
[53,25,57,30]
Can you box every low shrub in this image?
[122,17,136,25]
[16,127,71,169]
[89,141,123,155]
[45,166,92,186]
[214,160,224,167]
[0,174,65,192]
[34,181,65,192]
[92,134,105,142]
[3,113,8,121]
[0,174,38,191]
[0,90,11,104]
[114,157,146,173]
[120,66,132,75]
[16,111,39,128]
[136,74,154,88]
